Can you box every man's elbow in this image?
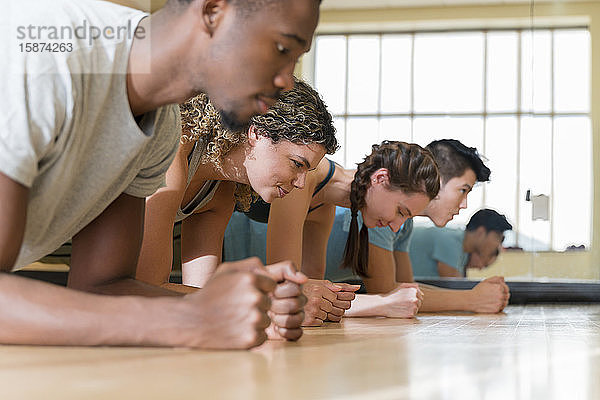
[68,274,134,294]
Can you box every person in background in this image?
[409,208,512,279]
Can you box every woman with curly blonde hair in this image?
[228,140,441,323]
[135,79,347,337]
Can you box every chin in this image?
[432,216,450,228]
[258,191,275,204]
[219,107,251,132]
[361,215,376,229]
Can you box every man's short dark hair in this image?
[426,139,491,184]
[170,0,317,12]
[466,208,512,234]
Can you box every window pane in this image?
[347,36,380,114]
[553,117,591,250]
[518,117,552,250]
[413,117,483,150]
[487,32,518,112]
[346,117,379,167]
[379,117,412,143]
[554,30,590,113]
[329,117,346,167]
[414,32,484,113]
[485,117,518,234]
[380,35,412,114]
[521,30,552,112]
[315,36,347,115]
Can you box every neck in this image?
[127,8,205,116]
[462,231,476,253]
[200,144,251,184]
[324,167,355,209]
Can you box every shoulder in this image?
[367,225,396,252]
[308,157,332,190]
[156,104,181,139]
[411,226,438,244]
[447,227,466,244]
[201,181,236,212]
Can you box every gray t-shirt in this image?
[1,0,180,269]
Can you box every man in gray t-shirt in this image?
[0,0,320,349]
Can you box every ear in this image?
[370,168,390,186]
[476,226,488,239]
[247,124,259,147]
[200,0,228,36]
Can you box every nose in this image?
[292,171,307,189]
[388,216,408,233]
[459,195,468,210]
[273,61,296,91]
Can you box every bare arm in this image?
[0,173,27,269]
[68,193,181,297]
[266,178,313,269]
[181,181,236,288]
[394,251,416,283]
[419,278,510,313]
[345,245,421,318]
[394,250,485,312]
[300,204,335,279]
[0,172,180,345]
[136,142,190,288]
[437,261,461,278]
[360,246,508,314]
[266,174,359,325]
[344,286,421,318]
[363,243,398,294]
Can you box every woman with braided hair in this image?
[227,139,510,317]
[135,78,344,340]
[235,140,440,322]
[323,139,509,314]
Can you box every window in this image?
[312,28,591,251]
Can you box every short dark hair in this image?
[466,208,512,234]
[169,0,317,12]
[426,139,490,184]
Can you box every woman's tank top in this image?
[174,138,221,222]
[243,158,337,224]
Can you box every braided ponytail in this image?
[342,175,371,277]
[342,141,440,277]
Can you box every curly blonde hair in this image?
[179,78,337,211]
[180,93,257,210]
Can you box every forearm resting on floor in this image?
[0,272,183,346]
[418,284,473,312]
[344,294,388,317]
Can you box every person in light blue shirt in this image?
[324,208,413,282]
[409,208,512,279]
[322,140,512,314]
[224,206,415,282]
[409,227,468,278]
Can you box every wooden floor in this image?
[2,304,600,399]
